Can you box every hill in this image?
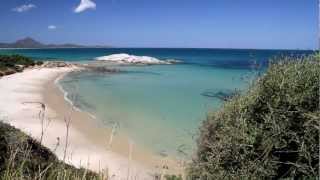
[0,37,110,48]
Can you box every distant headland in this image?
[0,37,111,49]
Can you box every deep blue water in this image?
[0,48,312,69]
[0,48,313,157]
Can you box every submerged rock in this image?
[78,63,121,74]
[201,90,237,101]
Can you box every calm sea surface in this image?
[0,48,313,157]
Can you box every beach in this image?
[0,66,182,179]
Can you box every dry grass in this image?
[0,121,107,180]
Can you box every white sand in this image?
[0,67,156,180]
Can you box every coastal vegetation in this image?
[188,54,320,179]
[0,55,42,76]
[0,121,105,180]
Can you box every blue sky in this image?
[0,0,317,49]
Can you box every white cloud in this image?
[12,4,36,13]
[74,0,96,13]
[48,25,57,30]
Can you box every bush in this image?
[0,55,36,67]
[0,122,104,179]
[188,54,320,179]
[0,55,43,76]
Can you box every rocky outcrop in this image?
[40,61,75,68]
[95,53,181,65]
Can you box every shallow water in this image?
[0,48,313,157]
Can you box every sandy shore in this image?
[0,66,182,179]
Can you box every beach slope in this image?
[0,66,159,179]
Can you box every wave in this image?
[54,73,97,120]
[95,53,181,65]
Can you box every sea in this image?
[0,48,313,158]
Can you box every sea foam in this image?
[95,53,180,65]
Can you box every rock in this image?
[83,66,121,74]
[201,90,237,101]
[14,65,24,72]
[4,69,16,75]
[41,61,74,68]
[95,53,181,65]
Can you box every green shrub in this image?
[188,54,320,179]
[0,55,43,76]
[0,55,35,67]
[0,122,104,180]
[0,54,44,68]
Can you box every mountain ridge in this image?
[0,37,111,48]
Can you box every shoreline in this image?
[0,66,182,179]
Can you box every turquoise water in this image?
[62,65,248,156]
[0,48,313,157]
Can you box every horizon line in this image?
[0,46,316,51]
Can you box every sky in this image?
[0,0,318,49]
